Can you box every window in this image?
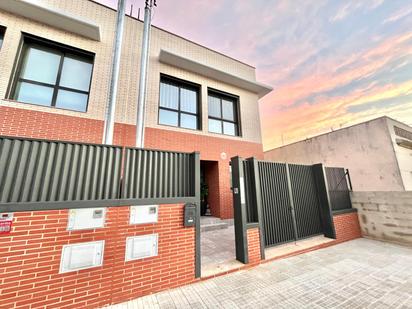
[0,26,5,49]
[10,35,94,112]
[208,90,240,136]
[158,75,200,130]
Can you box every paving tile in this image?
[107,239,412,309]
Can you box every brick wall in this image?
[333,211,362,243]
[0,204,195,309]
[246,228,261,265]
[0,106,263,219]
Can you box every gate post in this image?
[313,163,336,239]
[248,157,265,260]
[230,156,249,264]
[193,152,201,278]
[285,163,299,241]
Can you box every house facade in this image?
[264,116,412,191]
[0,0,271,220]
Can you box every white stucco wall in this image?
[264,117,406,191]
[386,118,412,190]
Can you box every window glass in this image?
[15,81,54,106]
[159,109,178,126]
[208,91,239,136]
[11,37,94,112]
[223,122,236,136]
[158,76,200,130]
[181,113,197,130]
[208,119,222,134]
[180,88,197,113]
[222,99,234,121]
[56,90,88,112]
[20,46,61,84]
[208,96,221,118]
[0,28,4,49]
[59,56,93,91]
[159,82,179,110]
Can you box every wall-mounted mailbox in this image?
[184,203,196,227]
[125,234,158,261]
[130,205,158,225]
[59,240,104,273]
[67,208,106,231]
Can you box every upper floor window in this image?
[158,75,200,130]
[208,90,240,136]
[0,26,5,49]
[10,35,94,112]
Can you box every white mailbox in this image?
[59,240,104,273]
[67,208,106,230]
[129,205,158,225]
[125,234,158,261]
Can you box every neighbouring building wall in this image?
[386,118,412,190]
[351,191,412,247]
[264,117,404,191]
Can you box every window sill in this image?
[1,99,88,114]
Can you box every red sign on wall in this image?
[0,220,12,234]
[0,213,13,234]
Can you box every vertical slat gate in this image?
[258,161,295,247]
[288,164,323,239]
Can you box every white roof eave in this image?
[0,0,101,41]
[159,49,273,98]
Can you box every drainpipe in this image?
[135,0,156,148]
[103,0,126,145]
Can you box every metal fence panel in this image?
[325,167,352,211]
[0,137,122,204]
[122,148,195,200]
[258,161,295,246]
[288,164,323,239]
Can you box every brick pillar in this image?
[246,227,261,265]
[333,211,362,243]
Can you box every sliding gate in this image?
[231,157,337,254]
[259,162,323,247]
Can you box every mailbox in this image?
[184,203,196,227]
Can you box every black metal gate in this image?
[289,164,323,240]
[258,162,295,246]
[258,162,323,247]
[231,157,337,255]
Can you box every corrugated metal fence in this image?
[0,136,199,212]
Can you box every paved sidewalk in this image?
[108,239,412,308]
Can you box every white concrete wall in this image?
[351,191,412,247]
[385,118,412,190]
[264,117,404,191]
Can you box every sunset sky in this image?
[98,0,412,150]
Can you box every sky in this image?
[98,0,412,150]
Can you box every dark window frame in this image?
[0,25,5,50]
[207,88,241,137]
[9,33,95,113]
[158,74,201,131]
